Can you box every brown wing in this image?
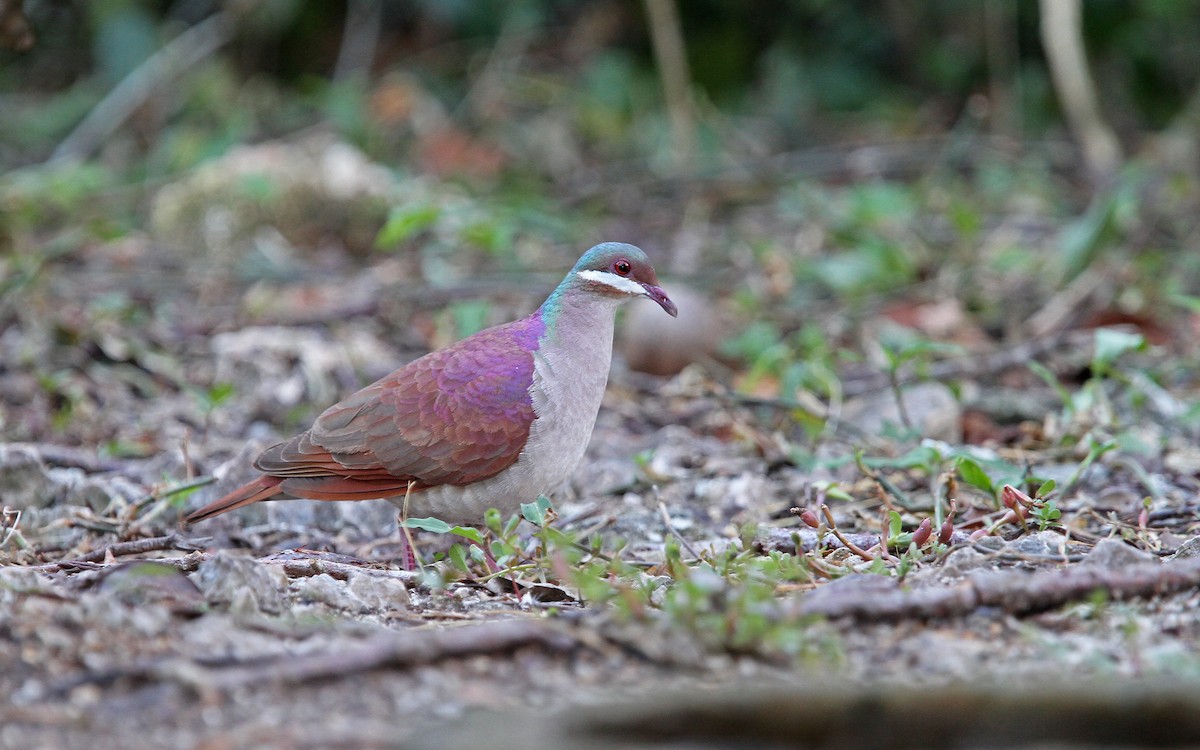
[253,315,544,499]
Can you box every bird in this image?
[185,242,677,527]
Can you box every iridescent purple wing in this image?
[255,315,544,492]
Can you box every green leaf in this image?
[1169,294,1200,314]
[448,543,470,573]
[1036,478,1057,498]
[1057,191,1116,281]
[887,510,902,539]
[521,497,548,525]
[449,526,484,545]
[863,444,942,471]
[483,508,503,533]
[956,456,995,496]
[376,204,440,249]
[1028,360,1073,408]
[403,516,451,534]
[1092,328,1146,369]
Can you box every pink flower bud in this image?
[938,519,954,545]
[911,518,932,547]
[799,509,820,528]
[1001,484,1033,509]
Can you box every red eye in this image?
[614,259,632,276]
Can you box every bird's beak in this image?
[643,284,678,317]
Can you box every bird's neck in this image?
[537,283,623,353]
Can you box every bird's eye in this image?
[614,259,632,276]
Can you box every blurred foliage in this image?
[5,0,1200,448]
[4,0,1200,168]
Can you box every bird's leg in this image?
[397,480,423,572]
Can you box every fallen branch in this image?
[790,556,1200,622]
[34,533,208,571]
[60,618,579,697]
[266,552,421,587]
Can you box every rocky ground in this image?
[4,138,1200,748]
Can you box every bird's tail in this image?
[185,475,283,524]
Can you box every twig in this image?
[1039,0,1122,183]
[643,0,696,173]
[457,4,536,120]
[130,476,216,531]
[819,505,876,562]
[790,556,1200,622]
[399,480,424,571]
[1,506,20,548]
[885,366,914,432]
[333,0,382,83]
[656,488,702,561]
[86,619,579,695]
[270,555,420,586]
[51,12,236,163]
[853,451,914,509]
[34,533,208,571]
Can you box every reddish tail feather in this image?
[185,475,284,524]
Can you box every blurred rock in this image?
[293,570,409,613]
[0,444,127,512]
[150,133,396,263]
[620,283,722,376]
[1169,536,1200,560]
[1164,445,1200,476]
[0,445,56,510]
[191,550,289,614]
[842,381,962,442]
[0,565,60,596]
[1083,537,1157,567]
[210,325,397,417]
[1003,531,1074,557]
[96,561,205,613]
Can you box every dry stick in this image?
[332,0,382,83]
[51,12,236,163]
[885,366,914,432]
[34,533,208,571]
[272,556,421,587]
[46,619,578,699]
[1039,0,1122,182]
[656,488,703,561]
[457,5,536,121]
[1,507,20,548]
[399,480,425,572]
[853,452,914,510]
[643,0,696,173]
[791,556,1200,623]
[189,619,577,692]
[819,505,876,562]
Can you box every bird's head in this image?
[569,242,678,317]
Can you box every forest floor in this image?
[4,136,1200,749]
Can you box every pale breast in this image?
[395,297,620,524]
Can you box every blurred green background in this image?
[5,0,1200,449]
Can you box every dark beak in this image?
[643,284,678,317]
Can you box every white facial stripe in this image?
[577,269,648,295]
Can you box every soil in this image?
[4,141,1200,749]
